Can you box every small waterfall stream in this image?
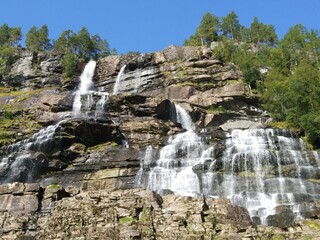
[113,65,126,95]
[136,103,213,196]
[72,60,96,117]
[136,104,320,225]
[72,60,109,118]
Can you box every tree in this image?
[250,17,278,46]
[277,24,308,72]
[221,11,241,40]
[53,30,74,54]
[0,23,22,47]
[91,34,111,58]
[305,29,320,70]
[38,25,50,50]
[25,25,50,54]
[61,52,77,79]
[76,27,94,60]
[184,12,220,46]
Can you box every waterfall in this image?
[136,119,320,225]
[71,60,110,118]
[137,104,213,196]
[219,129,320,225]
[72,60,96,117]
[0,120,64,181]
[175,104,195,131]
[95,93,109,118]
[113,65,126,95]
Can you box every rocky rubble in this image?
[0,185,320,239]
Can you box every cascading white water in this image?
[94,93,109,118]
[0,120,64,181]
[113,65,126,95]
[136,114,320,225]
[72,60,96,117]
[136,104,214,196]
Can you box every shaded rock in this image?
[267,206,295,228]
[6,152,48,183]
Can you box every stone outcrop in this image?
[0,185,320,239]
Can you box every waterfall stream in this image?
[136,104,320,225]
[113,65,126,95]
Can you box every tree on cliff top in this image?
[184,12,220,46]
[0,23,22,47]
[53,27,111,60]
[250,17,278,46]
[220,11,241,40]
[26,25,50,54]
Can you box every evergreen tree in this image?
[0,23,22,47]
[61,52,77,79]
[250,17,278,46]
[25,25,50,53]
[221,11,241,40]
[184,12,220,46]
[53,30,74,54]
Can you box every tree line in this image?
[0,24,115,79]
[185,12,320,148]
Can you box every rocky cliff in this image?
[0,46,319,239]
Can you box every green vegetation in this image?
[26,25,50,54]
[0,23,115,81]
[0,88,49,145]
[88,142,118,152]
[47,184,61,190]
[119,216,135,225]
[0,23,22,77]
[186,11,320,148]
[206,105,228,114]
[304,220,320,230]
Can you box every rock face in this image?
[0,185,319,239]
[0,46,319,239]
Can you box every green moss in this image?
[47,184,61,190]
[0,88,48,99]
[70,143,86,153]
[119,216,135,225]
[141,226,154,237]
[0,87,11,93]
[139,208,151,224]
[303,236,313,240]
[172,81,217,88]
[271,235,285,240]
[308,179,320,184]
[206,105,227,114]
[0,115,40,145]
[266,121,300,132]
[304,220,320,230]
[88,142,118,152]
[239,171,256,178]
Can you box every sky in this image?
[1,0,320,54]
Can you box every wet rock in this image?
[6,152,48,183]
[267,206,295,228]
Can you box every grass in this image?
[119,216,135,225]
[0,115,40,145]
[47,184,61,190]
[206,105,227,114]
[88,142,118,152]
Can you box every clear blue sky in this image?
[1,0,320,54]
